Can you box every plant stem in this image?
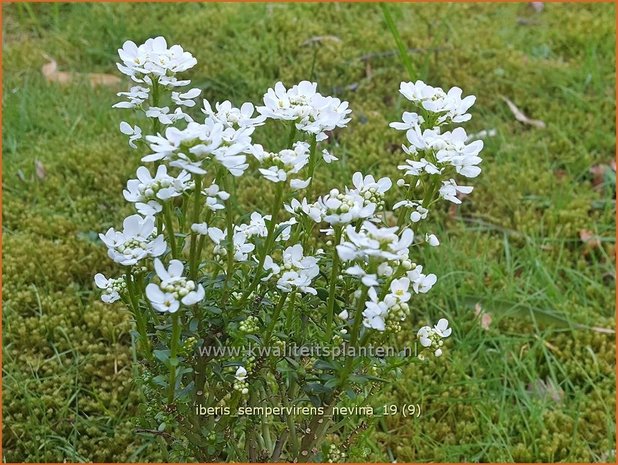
[381,3,415,80]
[125,272,152,359]
[221,174,236,303]
[306,136,318,196]
[263,293,288,344]
[349,285,369,348]
[163,203,178,257]
[167,312,181,404]
[189,176,203,280]
[239,182,285,306]
[325,226,343,340]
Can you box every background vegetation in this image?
[3,2,616,462]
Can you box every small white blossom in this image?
[417,318,452,358]
[119,121,142,148]
[113,86,149,109]
[146,258,205,313]
[257,81,351,141]
[124,165,193,216]
[426,233,440,247]
[263,245,319,295]
[117,37,197,85]
[439,179,473,204]
[99,214,166,266]
[407,265,437,294]
[202,100,266,129]
[94,273,126,303]
[171,88,201,107]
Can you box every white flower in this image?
[146,258,205,313]
[403,127,483,178]
[191,223,209,235]
[203,183,230,211]
[337,221,414,263]
[144,121,251,176]
[393,200,429,223]
[257,81,351,141]
[398,157,441,177]
[254,141,310,184]
[94,273,126,303]
[344,264,379,287]
[322,149,338,163]
[171,88,201,107]
[124,166,193,216]
[317,189,376,225]
[434,318,452,337]
[235,212,269,238]
[99,214,166,266]
[407,265,437,294]
[263,245,319,295]
[113,86,149,109]
[202,100,266,129]
[417,318,451,358]
[399,80,475,124]
[209,228,255,262]
[145,106,193,125]
[389,111,424,131]
[426,233,440,247]
[439,179,473,204]
[285,198,324,223]
[351,172,392,207]
[362,287,388,331]
[119,122,143,148]
[117,37,197,85]
[386,277,411,304]
[235,366,248,381]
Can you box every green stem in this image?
[350,285,369,348]
[306,136,318,197]
[163,203,178,257]
[287,123,297,148]
[167,312,182,404]
[239,183,285,306]
[381,3,415,80]
[285,290,298,332]
[189,176,203,280]
[263,293,289,344]
[125,272,152,359]
[325,226,343,341]
[221,175,236,303]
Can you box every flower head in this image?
[99,214,166,266]
[145,258,205,313]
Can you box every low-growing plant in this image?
[95,36,484,462]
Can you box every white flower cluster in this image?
[208,227,255,262]
[417,318,452,358]
[257,81,351,141]
[252,141,311,188]
[284,171,391,226]
[116,36,197,87]
[94,274,126,303]
[124,165,193,216]
[144,120,254,176]
[335,221,436,332]
[146,259,205,313]
[99,214,166,266]
[263,245,320,295]
[390,80,483,214]
[97,37,469,369]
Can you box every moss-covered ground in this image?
[2,2,616,462]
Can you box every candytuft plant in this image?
[95,36,483,462]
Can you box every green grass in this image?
[2,2,616,462]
